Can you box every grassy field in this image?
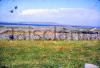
[0,40,100,68]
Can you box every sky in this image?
[0,0,100,27]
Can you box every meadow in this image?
[0,40,100,68]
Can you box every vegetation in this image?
[0,40,100,68]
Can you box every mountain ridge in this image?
[0,22,100,28]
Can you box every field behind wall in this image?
[0,40,100,68]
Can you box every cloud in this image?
[20,8,100,19]
[20,8,100,26]
[20,8,59,16]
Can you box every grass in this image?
[0,40,100,68]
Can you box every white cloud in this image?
[20,8,99,18]
[20,8,100,26]
[20,8,59,16]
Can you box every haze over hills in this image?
[0,22,100,28]
[0,22,59,26]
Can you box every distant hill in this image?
[0,22,100,28]
[0,22,60,26]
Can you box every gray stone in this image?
[84,63,99,68]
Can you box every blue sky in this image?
[0,0,100,26]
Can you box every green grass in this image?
[0,40,100,68]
